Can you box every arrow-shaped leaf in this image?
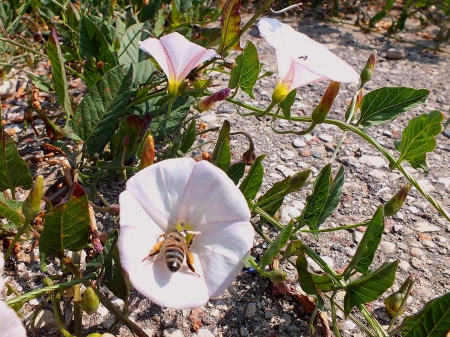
[392,110,443,173]
[229,41,260,99]
[259,221,293,268]
[239,154,265,201]
[356,87,429,129]
[0,131,33,193]
[47,27,73,117]
[212,120,231,172]
[219,0,241,54]
[0,194,24,227]
[39,182,90,269]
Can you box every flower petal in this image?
[0,301,27,337]
[160,33,218,81]
[139,38,174,81]
[177,160,251,229]
[277,53,327,90]
[0,254,4,290]
[258,18,359,84]
[124,158,197,231]
[194,220,254,298]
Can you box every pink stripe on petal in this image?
[139,38,175,81]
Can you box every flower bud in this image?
[269,270,287,284]
[33,31,43,43]
[311,81,340,124]
[122,133,131,148]
[113,37,120,53]
[360,50,377,84]
[287,169,311,192]
[81,286,100,315]
[242,148,256,165]
[384,183,411,217]
[139,133,155,170]
[22,175,44,219]
[25,53,35,66]
[197,88,231,112]
[384,292,406,317]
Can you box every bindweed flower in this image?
[0,254,27,337]
[197,88,231,112]
[258,18,359,103]
[118,158,254,309]
[139,33,219,97]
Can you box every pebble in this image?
[421,240,436,248]
[369,169,387,179]
[194,329,215,337]
[303,134,315,142]
[245,303,257,318]
[292,138,306,148]
[312,146,327,158]
[300,149,312,157]
[353,231,363,243]
[209,308,220,317]
[281,150,295,161]
[292,200,305,210]
[339,319,357,331]
[413,286,432,301]
[414,222,440,233]
[393,224,404,232]
[410,248,424,257]
[359,155,386,168]
[239,327,250,336]
[29,309,56,329]
[379,241,396,254]
[276,165,295,178]
[438,177,450,188]
[408,206,419,214]
[398,260,410,272]
[162,329,184,337]
[386,48,406,59]
[199,114,217,123]
[340,156,361,167]
[418,179,435,193]
[281,313,292,326]
[345,247,356,257]
[388,173,401,181]
[280,206,301,223]
[318,134,333,143]
[0,78,18,98]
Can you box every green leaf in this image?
[211,120,231,172]
[297,164,332,232]
[117,23,144,69]
[103,245,130,301]
[344,260,398,316]
[316,165,344,226]
[295,247,325,308]
[356,87,429,129]
[311,273,335,292]
[39,183,90,268]
[343,206,385,280]
[228,41,260,99]
[227,161,246,185]
[259,221,293,268]
[83,57,102,89]
[281,240,303,261]
[134,60,157,87]
[79,16,117,73]
[0,131,33,193]
[47,27,73,117]
[369,10,387,26]
[180,119,197,154]
[280,90,297,120]
[70,65,134,156]
[393,110,444,173]
[239,154,265,201]
[257,177,290,220]
[0,194,24,227]
[86,229,118,273]
[400,291,450,337]
[219,0,241,54]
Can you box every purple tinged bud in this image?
[197,88,231,112]
[122,134,131,148]
[311,81,340,124]
[384,183,411,217]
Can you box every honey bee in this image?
[142,226,200,277]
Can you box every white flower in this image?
[139,33,218,97]
[118,158,254,309]
[0,254,27,337]
[258,18,359,102]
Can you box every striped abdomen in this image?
[164,242,185,273]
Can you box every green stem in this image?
[52,292,76,337]
[4,216,31,260]
[330,292,342,337]
[298,221,368,233]
[356,302,389,337]
[256,100,278,117]
[125,90,166,111]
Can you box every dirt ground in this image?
[1,11,450,337]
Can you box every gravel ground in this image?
[1,12,450,337]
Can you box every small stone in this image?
[280,206,301,223]
[300,149,311,157]
[408,206,419,214]
[421,240,436,248]
[209,308,220,317]
[383,130,393,138]
[339,319,357,331]
[194,329,215,337]
[276,165,295,178]
[340,156,361,168]
[359,155,386,168]
[393,225,404,232]
[0,78,18,98]
[245,303,257,318]
[418,180,435,193]
[388,173,401,181]
[369,169,387,179]
[353,231,363,243]
[398,260,410,272]
[394,212,404,220]
[386,48,406,59]
[281,313,292,326]
[292,138,306,148]
[379,241,396,254]
[292,200,305,210]
[162,329,184,337]
[199,114,217,123]
[438,177,450,188]
[303,134,315,142]
[312,146,327,158]
[413,286,432,301]
[410,248,424,257]
[414,222,440,233]
[30,309,56,329]
[345,247,356,257]
[239,327,250,336]
[281,150,295,161]
[318,134,333,143]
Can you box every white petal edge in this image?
[0,301,27,337]
[124,158,198,231]
[160,33,218,81]
[259,18,359,84]
[177,160,251,229]
[0,254,4,290]
[139,38,174,81]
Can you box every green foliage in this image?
[259,221,293,268]
[0,194,24,228]
[219,0,241,54]
[229,41,260,99]
[212,120,231,172]
[227,161,246,185]
[280,90,297,120]
[239,154,265,200]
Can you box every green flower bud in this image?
[384,183,411,217]
[269,270,286,284]
[360,50,377,84]
[288,169,311,192]
[113,37,121,53]
[311,81,340,124]
[22,175,44,219]
[25,53,35,66]
[384,292,406,317]
[81,286,100,315]
[86,334,102,337]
